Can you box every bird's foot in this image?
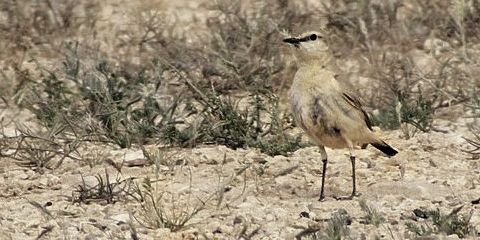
[333,192,361,201]
[318,195,326,201]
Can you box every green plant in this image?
[372,87,435,135]
[359,199,385,227]
[464,123,480,159]
[134,178,209,231]
[405,207,477,238]
[0,123,81,173]
[71,169,135,204]
[323,209,351,240]
[184,81,304,155]
[296,209,351,240]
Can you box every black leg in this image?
[350,155,356,198]
[319,159,327,201]
[333,155,360,200]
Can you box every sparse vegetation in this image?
[297,209,352,240]
[322,0,476,136]
[359,199,385,227]
[1,0,480,239]
[134,178,209,231]
[0,123,82,173]
[405,207,477,238]
[464,122,480,159]
[71,169,135,204]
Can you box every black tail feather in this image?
[371,141,398,157]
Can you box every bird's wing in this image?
[341,91,373,131]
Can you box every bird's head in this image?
[283,31,331,63]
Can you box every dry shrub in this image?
[321,0,480,134]
[0,0,100,100]
[0,0,99,58]
[7,0,480,158]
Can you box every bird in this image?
[283,31,398,201]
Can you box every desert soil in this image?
[0,1,479,240]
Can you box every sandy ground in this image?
[0,107,479,239]
[1,0,479,239]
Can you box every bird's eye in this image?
[309,34,317,41]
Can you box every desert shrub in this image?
[0,123,81,173]
[16,43,188,149]
[196,0,317,91]
[296,209,352,240]
[321,0,477,134]
[406,207,477,238]
[0,0,100,104]
[464,93,480,158]
[71,170,135,204]
[9,0,315,156]
[359,199,385,227]
[9,0,480,157]
[184,85,304,155]
[0,0,99,61]
[134,178,208,231]
[120,0,318,91]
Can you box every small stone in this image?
[233,217,243,225]
[299,211,310,218]
[109,213,130,224]
[445,234,460,240]
[17,172,29,180]
[81,176,99,188]
[388,218,398,225]
[124,158,148,167]
[413,208,428,219]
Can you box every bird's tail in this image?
[371,141,398,157]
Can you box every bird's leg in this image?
[346,139,360,199]
[319,146,328,201]
[350,155,357,199]
[334,138,360,200]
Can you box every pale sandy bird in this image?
[283,31,398,200]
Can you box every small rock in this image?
[233,216,243,225]
[124,158,149,167]
[388,218,398,225]
[445,234,460,240]
[413,208,428,219]
[299,211,310,218]
[16,171,29,180]
[265,214,275,222]
[81,176,100,188]
[109,213,130,224]
[424,38,450,54]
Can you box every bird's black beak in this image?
[283,37,300,45]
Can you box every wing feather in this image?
[342,92,373,131]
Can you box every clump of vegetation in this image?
[0,123,82,174]
[71,169,135,204]
[405,207,477,238]
[297,209,352,240]
[464,122,480,159]
[6,0,315,157]
[464,91,480,158]
[134,178,209,231]
[359,199,385,227]
[371,83,436,139]
[321,0,476,135]
[184,84,304,155]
